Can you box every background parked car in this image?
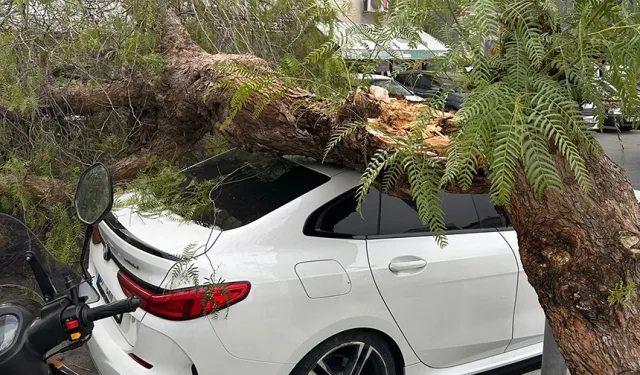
[355,73,425,103]
[395,70,636,131]
[394,70,465,110]
[581,103,633,131]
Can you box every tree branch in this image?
[43,74,157,116]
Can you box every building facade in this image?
[334,0,387,24]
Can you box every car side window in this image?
[416,75,434,89]
[471,194,511,228]
[397,74,419,89]
[394,73,409,86]
[378,192,482,236]
[305,188,380,237]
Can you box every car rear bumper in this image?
[86,241,293,375]
[86,320,139,375]
[86,312,294,375]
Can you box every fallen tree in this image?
[15,13,459,199]
[3,1,640,373]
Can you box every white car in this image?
[86,148,549,375]
[356,73,426,103]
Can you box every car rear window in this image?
[184,149,330,230]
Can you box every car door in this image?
[469,195,545,351]
[366,192,519,368]
[494,224,546,351]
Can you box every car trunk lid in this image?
[90,207,221,346]
[105,203,220,260]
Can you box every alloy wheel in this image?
[309,341,390,375]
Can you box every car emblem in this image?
[103,242,111,261]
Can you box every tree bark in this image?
[43,74,158,116]
[0,175,72,204]
[508,151,640,375]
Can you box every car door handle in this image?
[389,260,427,272]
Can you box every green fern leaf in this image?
[490,95,524,205]
[522,131,562,196]
[381,152,405,192]
[356,149,390,211]
[323,122,363,162]
[404,156,447,246]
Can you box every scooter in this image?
[0,163,141,374]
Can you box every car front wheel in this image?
[291,331,396,375]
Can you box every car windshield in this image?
[370,79,413,97]
[184,149,331,230]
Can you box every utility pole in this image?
[541,319,569,375]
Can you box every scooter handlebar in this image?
[81,297,141,324]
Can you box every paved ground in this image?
[62,130,640,375]
[50,347,94,375]
[596,130,640,187]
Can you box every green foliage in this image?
[167,245,230,320]
[207,62,287,129]
[202,272,229,320]
[44,204,84,264]
[201,134,232,158]
[341,144,448,244]
[304,41,337,65]
[170,243,200,288]
[113,160,217,222]
[0,158,83,262]
[405,156,447,246]
[490,94,524,205]
[336,0,640,241]
[323,122,364,162]
[608,280,638,307]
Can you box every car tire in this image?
[290,331,397,375]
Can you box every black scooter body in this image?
[0,303,50,375]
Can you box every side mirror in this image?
[74,163,113,225]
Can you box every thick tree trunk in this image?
[509,151,640,375]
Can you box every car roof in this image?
[184,148,348,179]
[396,70,435,75]
[284,155,348,177]
[355,73,392,81]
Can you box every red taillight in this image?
[117,271,251,321]
[128,353,153,369]
[91,224,102,244]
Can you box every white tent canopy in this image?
[317,21,449,60]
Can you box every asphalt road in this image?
[595,130,640,187]
[62,130,640,375]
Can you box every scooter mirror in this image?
[74,163,113,226]
[78,281,100,304]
